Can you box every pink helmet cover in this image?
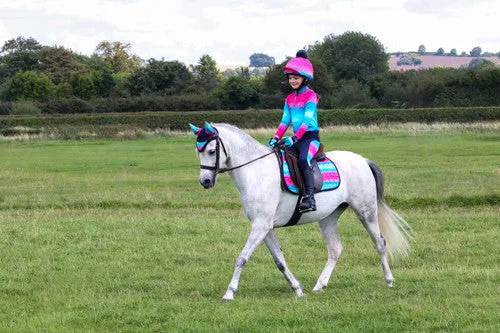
[283,51,314,80]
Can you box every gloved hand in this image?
[267,136,279,147]
[283,136,298,147]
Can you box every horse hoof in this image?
[293,281,304,297]
[312,283,327,292]
[295,290,304,297]
[222,291,235,301]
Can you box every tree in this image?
[128,59,193,95]
[397,53,422,66]
[436,48,445,55]
[77,53,114,73]
[309,31,389,83]
[418,44,426,55]
[94,41,141,74]
[263,62,289,97]
[76,53,117,96]
[222,66,268,78]
[331,79,379,108]
[0,36,42,80]
[468,58,494,68]
[8,70,55,101]
[212,74,263,110]
[90,70,115,97]
[38,46,84,84]
[450,48,457,56]
[69,72,98,99]
[193,54,221,92]
[470,47,482,57]
[65,65,116,100]
[249,53,275,67]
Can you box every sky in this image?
[0,0,498,67]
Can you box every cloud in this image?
[404,0,497,15]
[0,0,498,66]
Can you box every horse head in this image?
[190,122,228,189]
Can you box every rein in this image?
[199,135,276,174]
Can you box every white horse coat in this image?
[191,122,412,300]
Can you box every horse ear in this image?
[204,121,215,135]
[189,123,200,134]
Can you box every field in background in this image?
[0,124,498,331]
[219,55,500,72]
[388,55,500,71]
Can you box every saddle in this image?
[278,143,340,195]
[284,143,324,193]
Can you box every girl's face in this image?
[288,74,305,89]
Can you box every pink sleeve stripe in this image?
[275,123,288,138]
[294,124,308,139]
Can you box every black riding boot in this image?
[300,166,316,213]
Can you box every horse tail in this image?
[366,159,413,259]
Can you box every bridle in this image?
[199,135,228,174]
[199,132,277,174]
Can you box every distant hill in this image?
[389,55,500,71]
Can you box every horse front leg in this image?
[223,225,271,301]
[264,230,303,297]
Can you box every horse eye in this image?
[208,149,216,155]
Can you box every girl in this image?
[268,50,320,213]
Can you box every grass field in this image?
[0,123,498,332]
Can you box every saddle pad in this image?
[280,151,340,194]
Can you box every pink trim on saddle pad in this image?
[280,151,340,194]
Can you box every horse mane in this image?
[213,123,267,152]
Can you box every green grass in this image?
[0,124,498,332]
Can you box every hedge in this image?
[1,107,499,134]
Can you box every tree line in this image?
[415,44,498,57]
[0,32,499,115]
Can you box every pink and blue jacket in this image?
[274,86,319,139]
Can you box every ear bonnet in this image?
[190,122,217,152]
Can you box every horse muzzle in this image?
[199,176,216,189]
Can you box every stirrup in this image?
[299,195,316,213]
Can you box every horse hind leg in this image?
[352,202,394,287]
[264,230,304,297]
[313,203,348,291]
